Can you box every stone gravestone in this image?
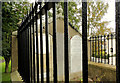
[70,35,82,73]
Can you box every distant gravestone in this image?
[70,35,82,73]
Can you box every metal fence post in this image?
[104,35,106,64]
[53,2,57,83]
[116,1,120,83]
[90,37,91,61]
[64,2,69,83]
[98,36,100,63]
[32,4,36,83]
[45,3,50,83]
[35,2,39,83]
[107,34,109,64]
[101,35,102,63]
[39,2,44,83]
[93,36,94,62]
[111,34,113,65]
[82,0,88,83]
[95,36,97,62]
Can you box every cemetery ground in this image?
[0,56,11,82]
[0,56,4,60]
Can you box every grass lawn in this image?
[0,56,11,83]
[80,78,83,81]
[0,56,4,60]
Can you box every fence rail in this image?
[90,33,116,65]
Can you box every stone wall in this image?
[88,61,116,81]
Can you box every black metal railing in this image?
[90,33,116,65]
[116,2,120,83]
[18,1,88,83]
[17,1,120,83]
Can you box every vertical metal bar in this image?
[22,31,24,80]
[90,37,91,61]
[18,30,20,73]
[21,22,23,80]
[24,29,26,82]
[108,34,109,64]
[20,31,22,77]
[45,3,50,83]
[27,28,30,83]
[21,32,22,75]
[25,14,27,82]
[64,2,69,83]
[116,2,120,83]
[25,29,27,81]
[23,30,25,81]
[21,31,23,76]
[101,35,102,63]
[39,2,44,83]
[18,31,19,72]
[24,28,26,80]
[19,31,21,76]
[82,1,88,83]
[20,30,24,76]
[95,36,97,62]
[30,10,32,83]
[19,32,21,74]
[23,31,25,78]
[35,2,39,83]
[104,35,106,64]
[18,26,21,73]
[32,4,36,83]
[22,19,26,81]
[93,37,94,62]
[27,12,30,83]
[115,34,116,65]
[111,34,113,65]
[25,27,29,82]
[25,23,27,82]
[26,12,28,83]
[53,2,57,83]
[98,36,100,63]
[24,30,28,82]
[93,36,95,62]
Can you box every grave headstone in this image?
[70,35,82,73]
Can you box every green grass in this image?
[0,57,11,83]
[79,78,83,81]
[0,56,4,60]
[2,73,11,83]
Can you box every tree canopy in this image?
[2,2,31,72]
[56,1,111,37]
[87,1,111,36]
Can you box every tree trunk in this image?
[5,58,10,73]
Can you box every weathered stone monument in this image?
[70,35,82,73]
